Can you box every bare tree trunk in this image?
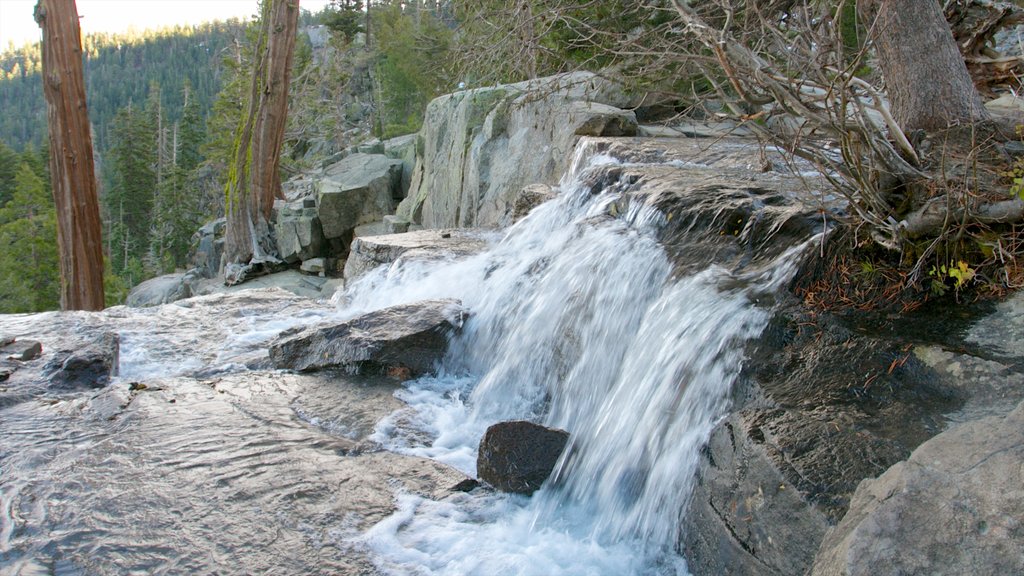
[223,0,299,283]
[252,0,299,216]
[34,0,105,310]
[862,0,990,132]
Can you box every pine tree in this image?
[105,98,157,280]
[0,163,60,312]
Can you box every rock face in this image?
[477,420,569,495]
[680,303,964,576]
[45,332,119,390]
[269,299,467,375]
[316,153,404,240]
[684,412,831,576]
[498,184,557,227]
[343,229,488,282]
[811,400,1024,576]
[396,71,639,229]
[190,218,226,279]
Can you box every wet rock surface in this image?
[0,294,471,575]
[477,420,569,495]
[572,137,830,276]
[343,229,489,282]
[269,298,468,376]
[683,289,1024,576]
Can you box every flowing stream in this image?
[1,140,809,575]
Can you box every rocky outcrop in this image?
[383,133,417,199]
[269,299,467,375]
[343,229,488,282]
[316,153,404,240]
[396,71,639,229]
[126,272,200,307]
[477,420,569,495]
[275,196,325,263]
[811,399,1024,576]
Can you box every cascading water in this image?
[339,140,810,574]
[0,137,813,575]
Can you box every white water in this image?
[336,141,808,574]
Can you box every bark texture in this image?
[34,0,105,310]
[224,0,299,277]
[863,0,990,132]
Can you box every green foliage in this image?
[103,258,130,307]
[323,0,364,42]
[0,140,19,206]
[371,2,452,137]
[105,95,159,277]
[0,163,59,312]
[929,260,976,295]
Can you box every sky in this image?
[0,0,333,49]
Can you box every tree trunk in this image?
[34,0,105,310]
[223,0,299,283]
[862,0,990,132]
[253,0,299,217]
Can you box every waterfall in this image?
[341,139,810,574]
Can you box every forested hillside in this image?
[0,20,248,153]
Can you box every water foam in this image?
[341,139,809,574]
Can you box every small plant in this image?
[929,260,976,295]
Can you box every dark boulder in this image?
[269,299,467,376]
[477,420,569,495]
[45,333,120,390]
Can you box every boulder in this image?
[568,101,638,137]
[396,71,642,229]
[299,257,336,276]
[275,199,325,263]
[343,229,488,282]
[811,400,1024,576]
[126,272,194,307]
[477,420,569,495]
[316,153,404,240]
[2,339,42,361]
[269,299,467,375]
[45,332,119,390]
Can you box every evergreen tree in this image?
[0,140,19,206]
[0,163,59,312]
[178,79,205,174]
[105,98,157,279]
